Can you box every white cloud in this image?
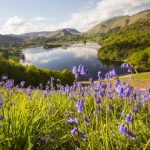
[0,16,34,34]
[0,0,149,34]
[33,17,55,21]
[58,0,150,31]
[0,16,53,34]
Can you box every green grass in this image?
[0,79,150,149]
[119,72,150,81]
[119,72,150,88]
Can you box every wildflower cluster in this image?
[0,63,149,149]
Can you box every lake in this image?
[21,43,127,80]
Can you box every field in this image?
[0,65,150,150]
[119,72,150,89]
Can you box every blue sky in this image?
[0,0,149,34]
[0,0,98,22]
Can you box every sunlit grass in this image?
[0,78,150,149]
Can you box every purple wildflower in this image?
[116,85,123,96]
[124,86,132,98]
[77,65,82,73]
[76,99,84,113]
[101,83,107,90]
[98,71,102,80]
[83,116,90,125]
[109,69,117,78]
[47,80,50,85]
[20,81,25,87]
[26,86,32,97]
[2,75,8,80]
[115,80,121,87]
[78,131,88,141]
[0,94,2,109]
[0,116,4,120]
[71,127,78,135]
[135,106,139,114]
[72,66,78,78]
[96,97,101,104]
[126,114,134,123]
[99,91,106,98]
[121,63,131,68]
[80,65,86,75]
[127,131,136,140]
[67,117,78,124]
[65,85,70,94]
[3,79,14,89]
[104,73,109,80]
[119,123,128,135]
[40,136,48,143]
[97,105,101,111]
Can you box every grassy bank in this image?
[0,73,149,149]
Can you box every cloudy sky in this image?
[0,0,149,34]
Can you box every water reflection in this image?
[21,43,127,79]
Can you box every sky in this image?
[0,0,149,34]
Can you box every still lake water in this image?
[21,43,127,80]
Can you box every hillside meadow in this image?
[0,64,150,150]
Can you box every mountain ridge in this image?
[0,9,149,44]
[87,9,150,34]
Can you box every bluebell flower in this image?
[78,131,88,141]
[80,65,86,75]
[3,79,14,88]
[99,91,106,98]
[96,97,101,104]
[71,127,78,135]
[127,131,136,140]
[72,66,77,75]
[77,65,82,73]
[126,114,134,123]
[116,85,123,96]
[104,73,109,80]
[97,105,101,111]
[76,99,84,113]
[0,94,2,109]
[135,106,139,114]
[20,81,25,87]
[98,71,102,80]
[0,116,4,120]
[121,63,131,68]
[83,116,90,125]
[40,136,48,143]
[119,123,128,135]
[109,69,117,78]
[67,117,78,124]
[2,75,8,80]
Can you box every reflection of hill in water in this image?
[98,58,123,67]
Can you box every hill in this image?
[20,28,80,39]
[0,34,23,44]
[87,9,150,34]
[97,18,150,70]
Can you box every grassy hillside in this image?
[97,18,150,71]
[0,59,74,87]
[0,34,23,44]
[0,70,149,149]
[87,9,150,34]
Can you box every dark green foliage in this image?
[98,19,150,70]
[0,59,74,87]
[43,43,62,49]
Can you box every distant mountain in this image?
[0,28,80,43]
[20,28,80,39]
[87,9,150,34]
[0,34,23,44]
